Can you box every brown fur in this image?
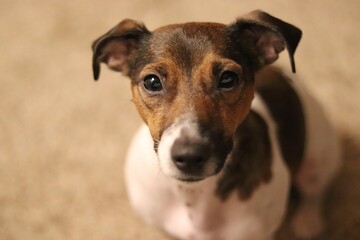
[255,67,305,177]
[217,111,272,200]
[212,66,306,201]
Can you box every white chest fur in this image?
[124,95,290,240]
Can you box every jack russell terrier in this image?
[92,10,340,240]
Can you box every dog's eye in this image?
[218,71,239,90]
[143,75,163,93]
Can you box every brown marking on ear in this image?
[92,19,150,80]
[228,10,302,72]
[216,111,272,200]
[255,67,305,178]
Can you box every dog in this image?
[92,10,341,240]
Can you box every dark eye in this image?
[218,71,239,90]
[143,74,163,93]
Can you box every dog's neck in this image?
[173,175,219,203]
[172,175,225,231]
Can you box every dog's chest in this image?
[125,99,291,240]
[163,161,289,240]
[173,179,225,232]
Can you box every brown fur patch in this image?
[255,67,305,177]
[216,67,305,201]
[216,111,272,200]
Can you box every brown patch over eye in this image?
[218,71,239,90]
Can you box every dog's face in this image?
[92,10,301,182]
[131,23,256,181]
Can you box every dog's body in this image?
[92,10,340,240]
[124,68,340,240]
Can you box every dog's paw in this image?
[291,203,324,239]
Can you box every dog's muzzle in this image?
[157,116,232,182]
[171,135,210,178]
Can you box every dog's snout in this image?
[171,138,209,175]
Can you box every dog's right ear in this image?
[228,10,302,73]
[92,19,150,80]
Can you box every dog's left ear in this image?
[228,10,302,73]
[92,19,150,80]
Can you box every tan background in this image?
[1,0,360,239]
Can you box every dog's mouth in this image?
[174,158,227,182]
[176,176,206,182]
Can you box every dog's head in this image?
[92,10,301,182]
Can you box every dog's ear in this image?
[92,19,150,80]
[228,10,302,73]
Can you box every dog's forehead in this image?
[148,23,230,67]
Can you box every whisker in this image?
[153,138,160,152]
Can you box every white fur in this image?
[124,74,341,240]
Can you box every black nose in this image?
[171,138,209,174]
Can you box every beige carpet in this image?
[1,1,359,239]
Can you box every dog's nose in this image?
[171,138,209,174]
